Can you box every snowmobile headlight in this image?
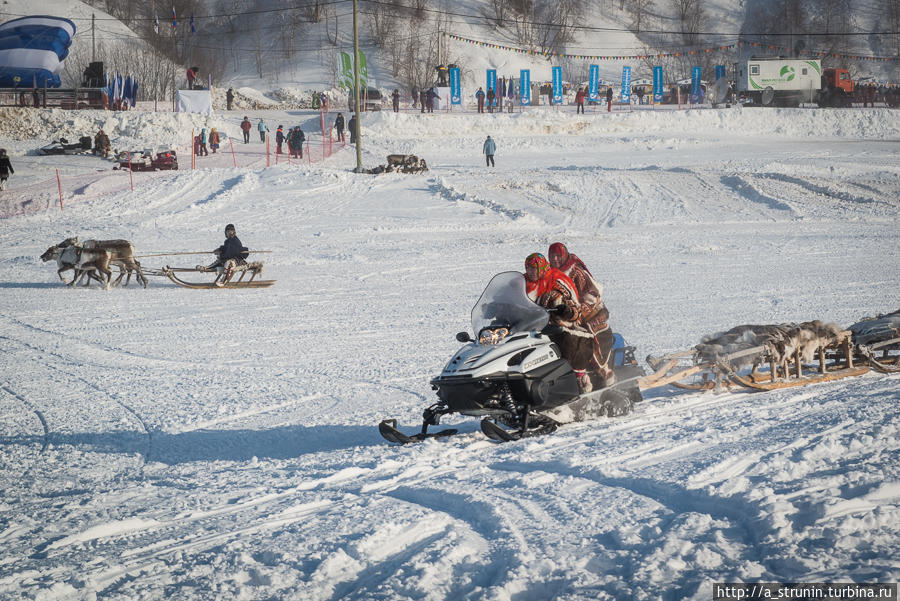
[478,327,510,346]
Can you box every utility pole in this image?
[352,0,363,172]
[92,14,95,62]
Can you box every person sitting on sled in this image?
[524,253,595,392]
[548,242,616,388]
[200,224,249,286]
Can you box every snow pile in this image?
[0,107,242,150]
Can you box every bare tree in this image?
[629,0,654,33]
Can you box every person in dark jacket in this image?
[426,88,439,113]
[0,149,14,191]
[334,113,345,142]
[475,87,485,113]
[411,86,418,108]
[486,87,496,113]
[226,87,235,110]
[419,90,426,113]
[275,125,285,154]
[392,89,401,112]
[348,114,357,144]
[93,130,111,157]
[289,127,304,158]
[240,116,252,143]
[202,224,249,286]
[575,87,586,113]
[606,85,614,110]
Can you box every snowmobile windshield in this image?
[471,272,549,341]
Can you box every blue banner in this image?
[715,64,726,82]
[690,66,702,103]
[653,66,663,102]
[621,66,632,103]
[520,69,530,105]
[486,69,497,106]
[552,66,562,103]
[449,67,461,105]
[588,65,599,101]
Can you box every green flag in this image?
[339,51,353,90]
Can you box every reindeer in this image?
[40,237,147,288]
[81,239,147,288]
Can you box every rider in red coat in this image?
[548,242,616,387]
[524,253,596,391]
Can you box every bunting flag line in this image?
[442,33,900,63]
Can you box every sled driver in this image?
[200,224,249,287]
[548,242,616,387]
[524,253,596,392]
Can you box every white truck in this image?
[734,58,823,107]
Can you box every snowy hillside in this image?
[0,105,898,600]
[2,0,897,99]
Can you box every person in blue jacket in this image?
[482,135,496,167]
[201,224,249,286]
[258,119,269,143]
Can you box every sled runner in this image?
[146,263,275,289]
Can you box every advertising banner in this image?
[588,64,599,101]
[520,69,530,105]
[690,66,702,102]
[715,64,726,82]
[653,66,664,102]
[449,67,461,105]
[621,66,632,103]
[552,66,563,104]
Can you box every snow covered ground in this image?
[0,105,898,601]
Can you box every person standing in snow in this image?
[258,119,269,143]
[0,149,14,191]
[392,89,401,112]
[209,128,220,153]
[523,253,595,393]
[548,242,615,389]
[486,87,496,113]
[240,116,252,144]
[606,85,614,111]
[348,114,357,144]
[93,129,111,158]
[426,88,439,113]
[289,127,304,159]
[482,135,496,167]
[475,87,485,113]
[198,128,209,156]
[334,112,345,142]
[411,86,418,109]
[226,87,235,110]
[419,89,427,113]
[186,67,196,90]
[575,87,586,114]
[319,91,328,112]
[275,125,285,154]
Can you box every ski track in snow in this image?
[0,105,899,600]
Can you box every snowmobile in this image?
[379,272,645,444]
[39,136,93,155]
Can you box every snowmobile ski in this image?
[378,419,458,444]
[480,417,558,443]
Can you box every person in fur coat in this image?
[524,253,596,392]
[548,242,616,387]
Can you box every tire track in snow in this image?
[0,329,151,476]
[0,381,49,479]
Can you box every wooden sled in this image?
[854,337,900,374]
[642,330,869,392]
[147,262,275,289]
